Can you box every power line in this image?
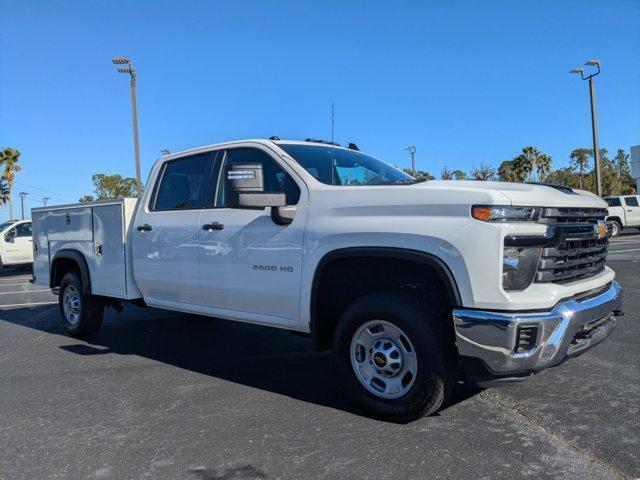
[13,181,77,199]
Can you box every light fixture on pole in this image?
[42,197,50,206]
[18,192,28,220]
[570,59,602,197]
[403,146,417,175]
[112,57,143,198]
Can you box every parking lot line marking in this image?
[0,289,51,295]
[607,247,640,253]
[0,282,31,287]
[0,301,57,308]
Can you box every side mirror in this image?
[4,229,16,242]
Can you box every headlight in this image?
[502,247,541,291]
[472,205,541,222]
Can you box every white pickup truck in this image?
[0,219,33,268]
[32,138,623,422]
[604,195,640,236]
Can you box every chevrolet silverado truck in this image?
[31,138,623,422]
[604,194,640,236]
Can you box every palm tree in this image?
[536,154,552,182]
[441,166,453,180]
[0,177,9,206]
[520,146,541,182]
[570,148,591,189]
[0,147,22,220]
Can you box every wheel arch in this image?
[309,247,462,351]
[50,249,92,293]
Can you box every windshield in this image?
[279,144,415,186]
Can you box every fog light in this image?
[502,247,541,291]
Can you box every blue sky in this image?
[1,0,639,216]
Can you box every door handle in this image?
[627,209,633,212]
[137,224,152,232]
[202,222,224,231]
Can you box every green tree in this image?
[452,169,466,180]
[519,146,542,181]
[90,173,140,200]
[79,195,96,203]
[0,147,22,220]
[441,166,452,180]
[498,160,519,182]
[569,148,591,189]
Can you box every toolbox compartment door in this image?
[89,204,126,297]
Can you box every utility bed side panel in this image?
[31,198,142,300]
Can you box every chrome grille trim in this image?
[535,207,608,284]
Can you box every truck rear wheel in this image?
[333,290,455,423]
[58,272,104,337]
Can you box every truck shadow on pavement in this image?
[2,304,481,421]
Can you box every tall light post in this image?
[18,192,28,220]
[403,146,417,175]
[42,197,50,206]
[571,59,602,197]
[112,57,143,198]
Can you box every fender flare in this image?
[309,247,462,346]
[50,249,92,293]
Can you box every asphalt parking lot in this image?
[1,234,638,480]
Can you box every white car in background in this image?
[605,195,640,236]
[0,220,33,268]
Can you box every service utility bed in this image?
[31,198,142,300]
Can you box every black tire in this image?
[58,272,104,337]
[610,221,621,237]
[333,290,456,423]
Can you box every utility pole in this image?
[112,57,143,197]
[570,60,603,197]
[42,197,50,206]
[403,146,417,175]
[18,192,28,220]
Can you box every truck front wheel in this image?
[610,220,621,237]
[333,290,456,423]
[58,272,104,337]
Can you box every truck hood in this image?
[415,180,607,208]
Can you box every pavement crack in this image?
[478,390,631,479]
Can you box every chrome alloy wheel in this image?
[63,285,81,326]
[350,320,418,399]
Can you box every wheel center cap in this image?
[373,352,387,367]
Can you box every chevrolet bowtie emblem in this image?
[594,221,607,239]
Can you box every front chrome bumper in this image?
[453,281,623,380]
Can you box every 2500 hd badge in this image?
[253,264,294,272]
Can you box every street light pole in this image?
[571,60,602,197]
[403,146,417,175]
[42,197,50,206]
[112,57,143,198]
[18,192,28,220]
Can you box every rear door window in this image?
[153,154,212,211]
[624,196,639,207]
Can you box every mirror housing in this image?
[228,163,264,192]
[4,229,16,242]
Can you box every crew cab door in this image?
[132,152,216,305]
[197,147,305,324]
[2,222,33,265]
[623,196,640,226]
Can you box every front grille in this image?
[535,207,608,284]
